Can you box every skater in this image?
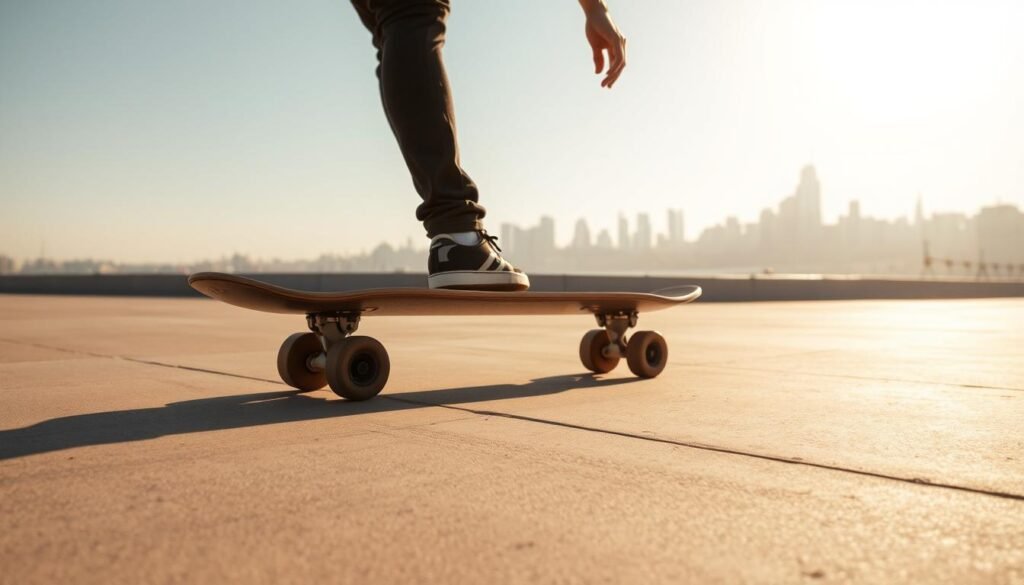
[351,0,627,290]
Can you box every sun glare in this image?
[813,0,1016,121]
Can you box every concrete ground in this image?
[0,294,1021,584]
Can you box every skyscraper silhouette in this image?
[635,213,652,250]
[617,215,630,250]
[571,218,592,249]
[666,209,685,247]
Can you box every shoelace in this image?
[480,230,502,253]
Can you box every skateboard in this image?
[188,272,702,400]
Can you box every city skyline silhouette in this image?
[5,165,1021,279]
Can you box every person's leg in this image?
[352,0,484,237]
[352,0,527,291]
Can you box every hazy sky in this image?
[2,0,1022,263]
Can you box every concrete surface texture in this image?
[0,294,1022,584]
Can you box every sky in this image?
[1,0,1022,263]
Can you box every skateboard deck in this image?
[188,272,701,316]
[188,272,701,401]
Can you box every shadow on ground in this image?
[0,374,640,460]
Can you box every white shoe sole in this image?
[428,270,530,291]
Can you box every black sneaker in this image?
[427,231,530,291]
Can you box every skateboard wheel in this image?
[325,336,390,401]
[579,329,619,374]
[277,332,327,391]
[626,330,668,378]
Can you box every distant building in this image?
[635,213,652,250]
[976,204,1024,265]
[0,255,15,275]
[926,212,974,261]
[617,214,630,250]
[500,216,557,268]
[538,216,556,251]
[758,208,775,249]
[775,165,823,253]
[795,165,822,232]
[595,230,613,249]
[570,218,592,249]
[666,209,685,247]
[500,223,516,253]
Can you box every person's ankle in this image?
[447,231,481,246]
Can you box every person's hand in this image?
[582,4,626,88]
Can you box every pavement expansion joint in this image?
[383,395,1024,503]
[6,336,1023,503]
[1,337,283,386]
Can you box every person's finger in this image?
[607,55,625,87]
[604,59,622,87]
[602,45,619,85]
[606,38,622,87]
[603,67,618,87]
[603,38,625,88]
[605,64,623,87]
[592,46,604,74]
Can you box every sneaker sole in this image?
[428,270,530,292]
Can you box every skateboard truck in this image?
[306,311,361,344]
[304,311,362,371]
[594,310,637,359]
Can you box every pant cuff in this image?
[424,218,484,238]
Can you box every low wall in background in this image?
[2,273,1023,302]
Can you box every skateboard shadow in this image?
[0,374,640,461]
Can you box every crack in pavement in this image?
[385,396,1024,502]
[5,337,1023,502]
[1,338,284,385]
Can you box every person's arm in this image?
[579,0,627,88]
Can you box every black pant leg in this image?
[352,0,485,237]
